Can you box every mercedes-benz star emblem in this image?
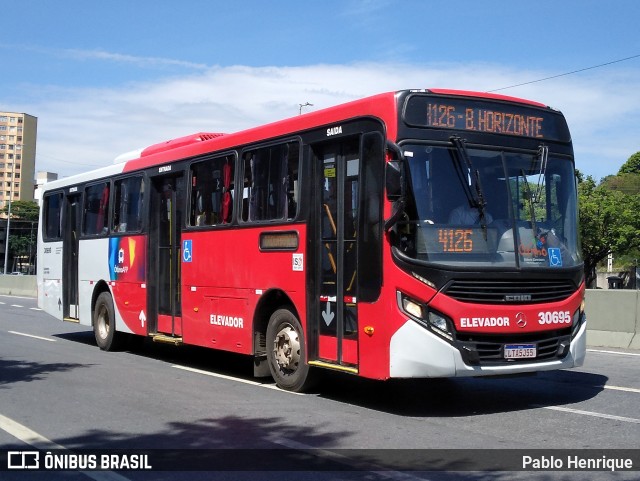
[515,312,527,328]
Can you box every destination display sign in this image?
[403,95,571,142]
[418,227,497,255]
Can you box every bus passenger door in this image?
[148,175,183,339]
[311,138,360,371]
[62,193,81,320]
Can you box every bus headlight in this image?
[402,296,425,319]
[398,292,453,341]
[427,311,453,340]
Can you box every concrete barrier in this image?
[585,289,639,350]
[0,274,37,297]
[1,278,637,350]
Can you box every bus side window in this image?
[242,141,299,222]
[220,156,234,223]
[43,192,63,240]
[113,177,144,233]
[83,182,110,236]
[190,154,235,226]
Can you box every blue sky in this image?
[2,0,640,180]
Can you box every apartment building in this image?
[0,112,37,273]
[34,171,59,206]
[0,112,37,208]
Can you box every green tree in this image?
[1,200,39,273]
[579,176,640,287]
[601,173,640,196]
[618,151,640,175]
[578,172,640,286]
[1,200,39,221]
[578,153,640,286]
[610,152,640,265]
[601,152,640,196]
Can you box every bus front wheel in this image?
[266,308,314,392]
[93,292,121,351]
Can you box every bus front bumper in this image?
[389,319,587,378]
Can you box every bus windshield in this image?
[396,143,581,269]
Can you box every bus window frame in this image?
[186,151,238,230]
[81,179,112,238]
[110,174,146,236]
[239,137,302,225]
[42,190,64,242]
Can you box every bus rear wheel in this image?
[266,308,314,392]
[93,292,121,351]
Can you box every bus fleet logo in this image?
[108,236,145,282]
[114,247,129,274]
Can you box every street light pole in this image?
[299,102,313,115]
[3,160,15,275]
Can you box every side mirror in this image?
[386,160,403,201]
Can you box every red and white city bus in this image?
[37,89,586,392]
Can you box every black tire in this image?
[266,308,314,392]
[93,292,122,351]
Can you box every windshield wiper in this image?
[450,136,489,237]
[521,145,549,234]
[533,144,548,203]
[521,168,537,233]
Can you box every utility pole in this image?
[3,160,15,275]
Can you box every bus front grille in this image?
[455,331,572,365]
[444,279,576,304]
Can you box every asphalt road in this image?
[0,294,638,480]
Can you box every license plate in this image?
[504,344,536,359]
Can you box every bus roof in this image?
[45,89,555,189]
[122,91,399,173]
[122,88,550,173]
[426,89,548,108]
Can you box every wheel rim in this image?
[272,323,301,373]
[96,305,110,340]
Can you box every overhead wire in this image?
[37,153,104,168]
[488,54,640,92]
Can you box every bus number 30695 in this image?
[538,311,572,325]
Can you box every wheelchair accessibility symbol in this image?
[182,240,192,262]
[548,247,562,267]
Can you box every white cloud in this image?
[15,62,640,180]
[0,44,209,71]
[62,48,209,70]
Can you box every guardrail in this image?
[0,277,637,350]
